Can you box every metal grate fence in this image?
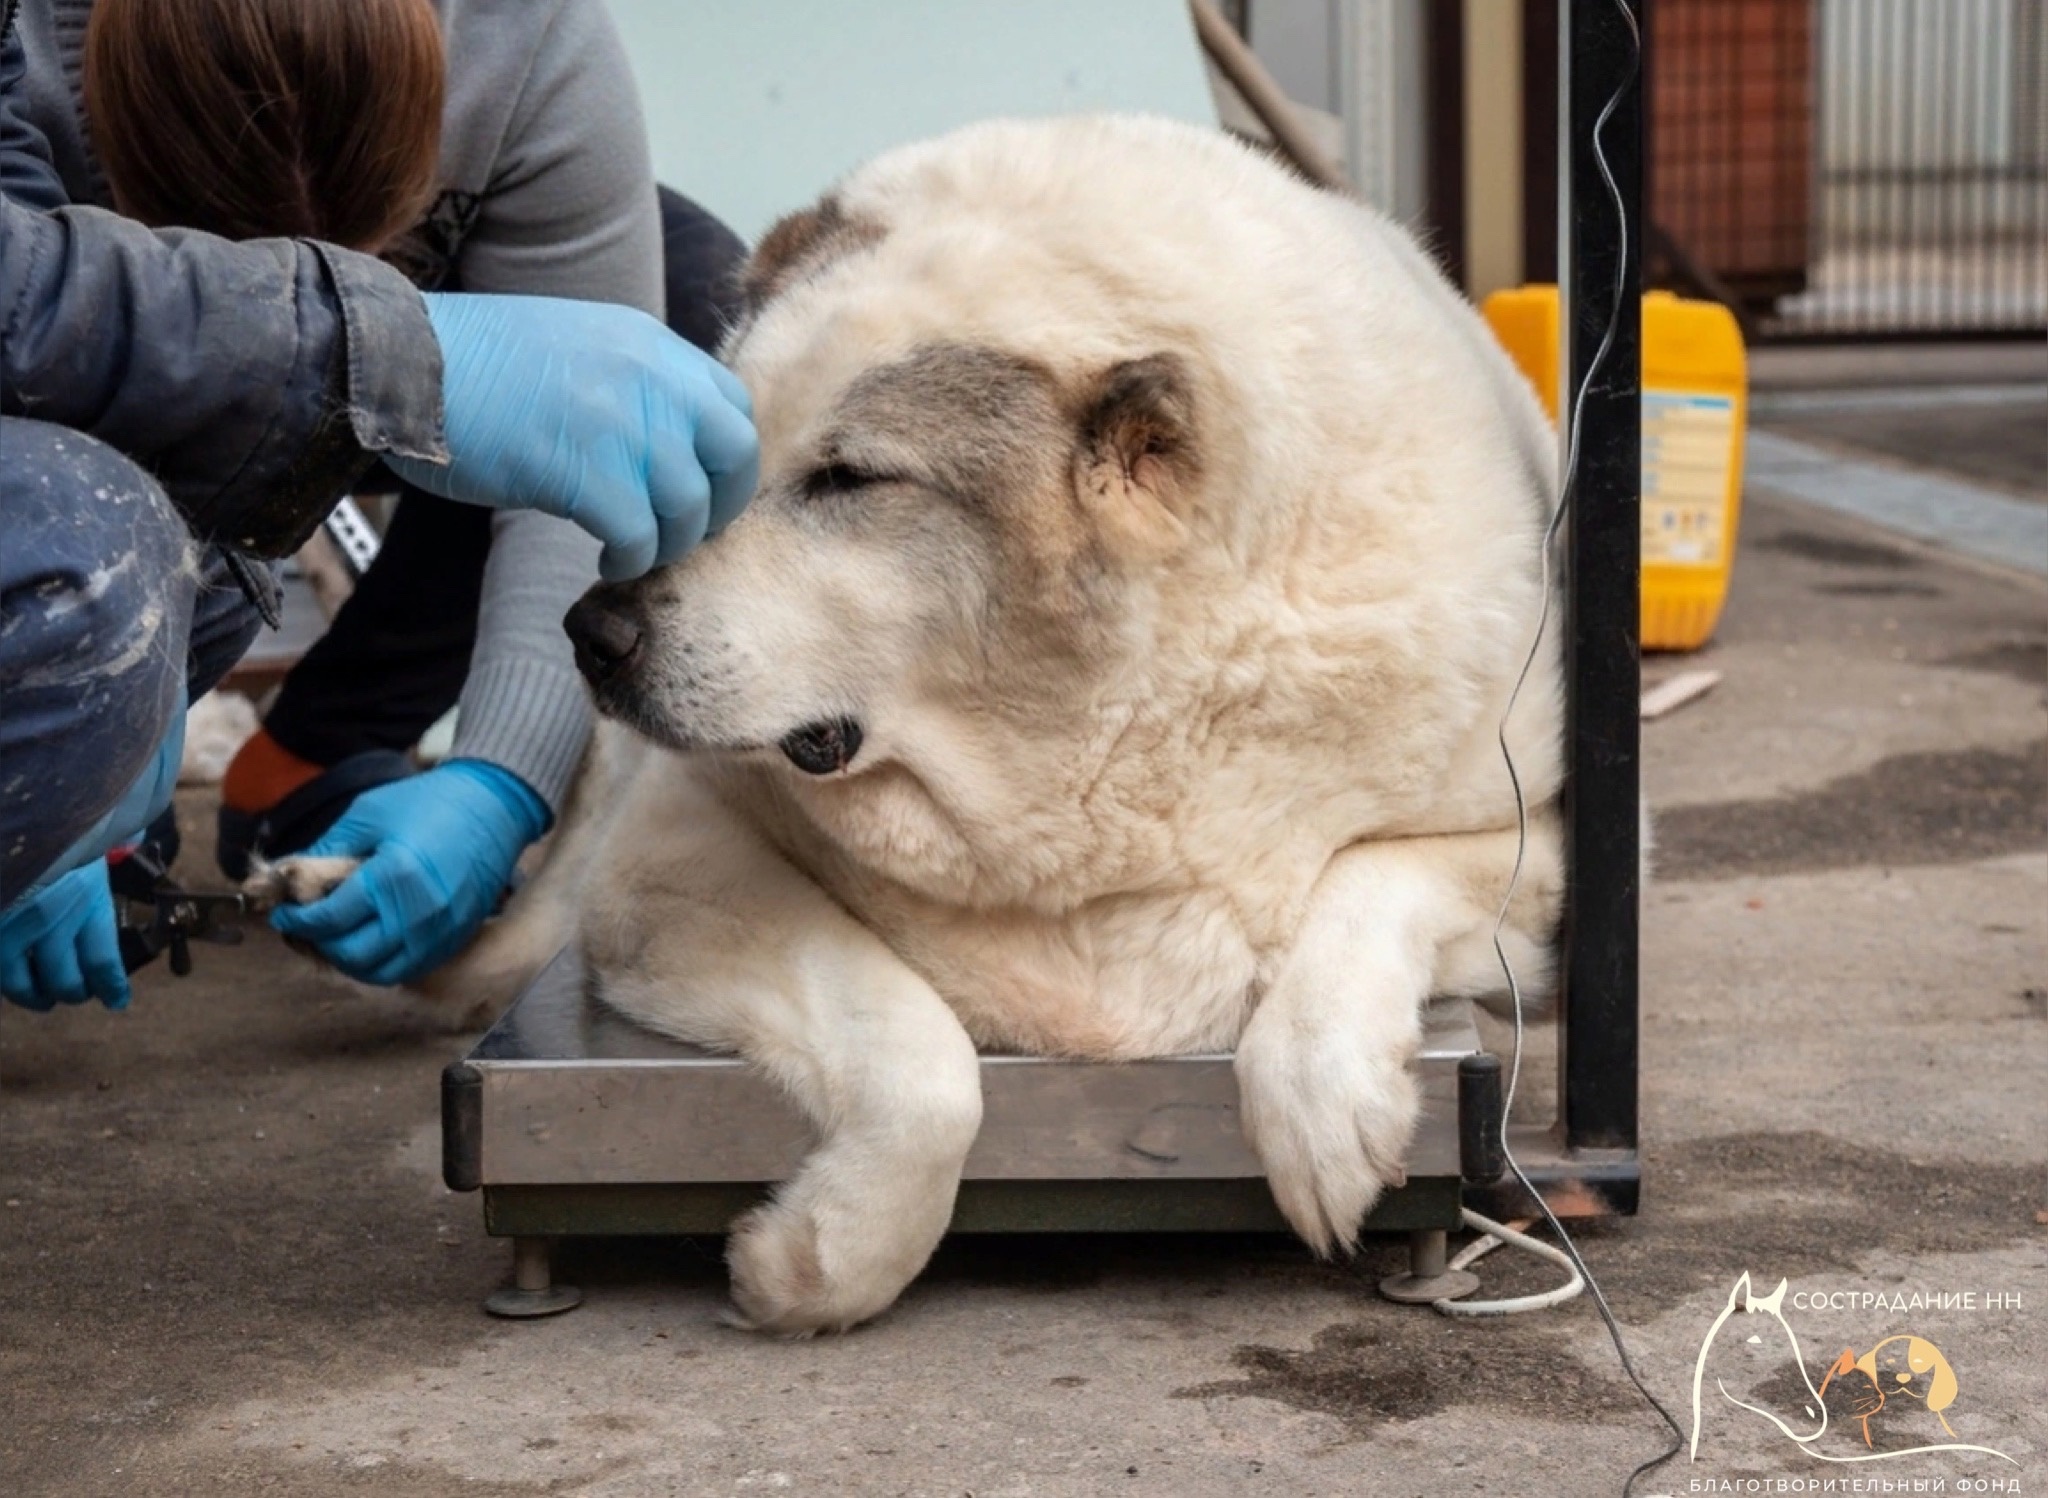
[1651,0,2047,341]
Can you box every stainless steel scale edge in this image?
[442,947,1489,1315]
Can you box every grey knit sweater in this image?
[12,0,661,813]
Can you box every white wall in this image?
[603,0,1216,245]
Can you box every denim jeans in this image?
[0,417,268,902]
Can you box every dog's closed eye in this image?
[803,462,890,499]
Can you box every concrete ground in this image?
[3,395,2044,1496]
[1749,341,2047,503]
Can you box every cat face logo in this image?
[1819,1335,1961,1448]
[1686,1273,2015,1468]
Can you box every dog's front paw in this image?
[241,854,361,911]
[1234,1022,1419,1257]
[724,1189,942,1337]
[722,1086,977,1337]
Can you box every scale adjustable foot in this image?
[1378,1228,1480,1305]
[485,1237,582,1319]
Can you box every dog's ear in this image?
[1075,353,1199,555]
[738,196,883,315]
[1911,1338,1959,1414]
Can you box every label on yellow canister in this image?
[1642,390,1736,567]
[1480,285,1748,651]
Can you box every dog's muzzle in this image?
[564,590,643,684]
[780,718,863,775]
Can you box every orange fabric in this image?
[220,727,325,813]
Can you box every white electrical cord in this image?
[1479,3,1685,1494]
[1433,1209,1585,1318]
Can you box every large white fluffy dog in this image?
[275,114,1566,1334]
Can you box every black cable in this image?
[1485,4,1685,1494]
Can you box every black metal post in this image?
[1458,1053,1506,1184]
[1558,0,1642,1157]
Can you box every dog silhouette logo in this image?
[1686,1272,2015,1468]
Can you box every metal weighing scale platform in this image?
[440,0,1648,1318]
[441,949,1506,1315]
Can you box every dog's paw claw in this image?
[1236,1039,1418,1257]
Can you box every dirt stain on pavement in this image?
[1589,1132,2045,1315]
[1940,638,2048,687]
[1813,580,1943,598]
[1180,1321,1643,1429]
[1757,530,1920,570]
[1184,1131,2043,1438]
[1653,740,2047,880]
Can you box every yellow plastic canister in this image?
[1480,285,1748,652]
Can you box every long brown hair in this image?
[84,0,445,253]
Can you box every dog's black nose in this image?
[564,592,643,683]
[780,718,864,775]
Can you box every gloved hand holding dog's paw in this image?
[268,760,548,986]
[385,293,761,582]
[0,862,130,1012]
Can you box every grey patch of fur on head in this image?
[824,343,1066,508]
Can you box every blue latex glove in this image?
[0,862,130,1012]
[268,760,550,987]
[385,293,760,582]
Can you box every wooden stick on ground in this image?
[1640,669,1723,721]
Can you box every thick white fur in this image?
[319,117,1567,1333]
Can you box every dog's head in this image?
[566,116,1554,906]
[567,336,1206,767]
